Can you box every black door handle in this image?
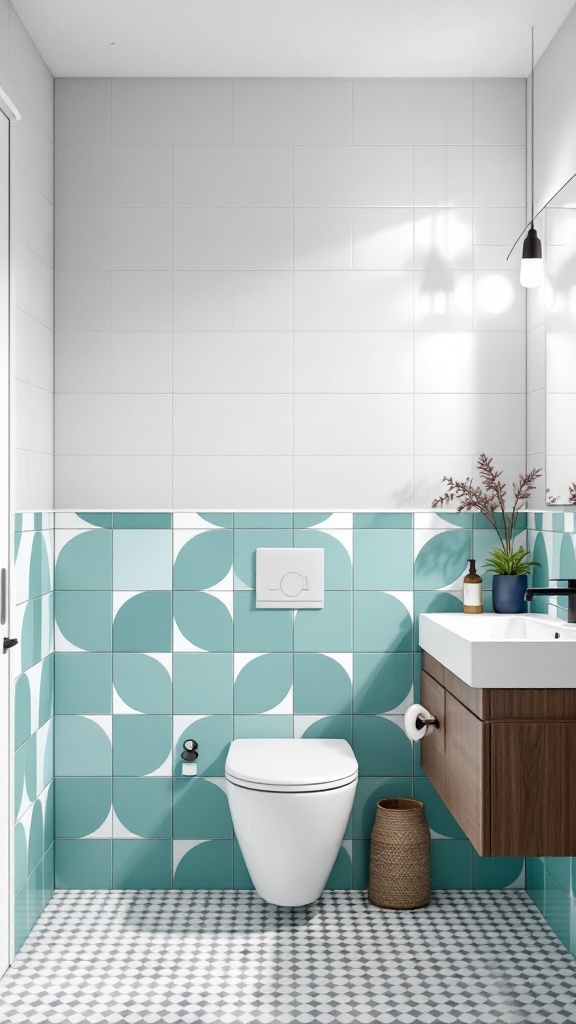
[3,638,18,653]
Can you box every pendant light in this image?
[520,27,544,289]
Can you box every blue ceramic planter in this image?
[491,573,528,614]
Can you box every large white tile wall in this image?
[0,0,54,509]
[54,77,527,510]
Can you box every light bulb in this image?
[520,256,544,288]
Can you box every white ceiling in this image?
[12,0,576,78]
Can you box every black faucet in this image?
[524,578,576,624]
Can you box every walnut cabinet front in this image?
[420,653,576,857]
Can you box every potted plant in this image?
[432,453,542,614]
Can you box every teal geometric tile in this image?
[173,839,233,888]
[294,513,332,528]
[353,716,411,776]
[113,591,172,652]
[28,800,43,875]
[55,839,112,888]
[430,839,473,888]
[352,839,370,889]
[20,597,43,670]
[55,778,112,838]
[174,592,233,652]
[39,655,54,727]
[113,778,172,838]
[354,513,413,529]
[352,777,413,838]
[293,653,352,714]
[233,840,254,890]
[545,875,572,951]
[414,529,472,589]
[24,732,37,804]
[74,512,113,528]
[354,592,412,652]
[113,653,171,713]
[14,747,25,820]
[28,862,45,933]
[54,653,112,714]
[413,591,462,647]
[417,511,473,529]
[526,858,545,915]
[294,593,352,652]
[113,715,172,776]
[174,530,233,590]
[56,592,112,652]
[233,529,292,589]
[196,513,233,528]
[173,653,233,714]
[44,783,54,851]
[113,530,173,590]
[112,839,172,889]
[531,533,549,589]
[474,511,527,532]
[234,715,293,739]
[113,513,172,529]
[295,530,352,589]
[234,653,292,714]
[326,844,352,889]
[234,513,292,529]
[414,777,465,839]
[544,856,571,895]
[354,530,413,590]
[173,778,233,839]
[173,715,232,777]
[233,592,292,652]
[353,653,412,714]
[14,882,28,956]
[472,852,524,889]
[14,673,31,750]
[55,530,112,590]
[28,532,52,599]
[55,716,112,776]
[295,714,352,743]
[14,821,27,894]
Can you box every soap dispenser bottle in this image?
[463,558,483,614]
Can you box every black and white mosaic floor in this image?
[0,890,575,1024]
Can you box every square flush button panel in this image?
[256,548,324,609]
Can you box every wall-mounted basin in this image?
[419,613,576,688]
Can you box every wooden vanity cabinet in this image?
[421,653,576,856]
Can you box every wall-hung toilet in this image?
[225,738,358,906]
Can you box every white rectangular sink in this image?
[419,613,576,688]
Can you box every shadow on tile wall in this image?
[49,510,525,897]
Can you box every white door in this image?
[0,109,11,975]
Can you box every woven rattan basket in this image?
[368,797,430,910]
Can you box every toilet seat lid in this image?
[225,738,358,791]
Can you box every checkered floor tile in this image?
[0,890,575,1023]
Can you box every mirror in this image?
[544,178,576,504]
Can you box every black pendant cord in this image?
[530,25,535,225]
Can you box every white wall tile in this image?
[412,80,473,144]
[173,146,292,207]
[111,79,232,144]
[353,81,416,144]
[528,387,546,457]
[56,207,112,270]
[112,209,172,270]
[354,80,473,146]
[56,332,113,394]
[414,454,526,508]
[112,395,172,455]
[12,169,54,266]
[232,272,293,330]
[55,79,112,144]
[12,113,53,202]
[353,208,414,270]
[473,146,526,207]
[294,456,414,508]
[8,10,54,139]
[527,323,546,393]
[294,332,413,393]
[414,146,473,207]
[414,270,473,330]
[294,146,413,207]
[14,240,53,329]
[173,209,292,270]
[473,270,526,331]
[111,271,172,330]
[294,394,413,456]
[56,455,172,509]
[294,209,353,270]
[14,451,53,512]
[173,332,292,393]
[55,145,112,207]
[12,380,53,454]
[56,395,114,455]
[415,394,526,455]
[294,271,413,331]
[291,80,354,144]
[473,207,526,246]
[112,146,172,207]
[173,456,292,509]
[233,80,353,145]
[112,332,172,393]
[173,270,293,331]
[173,394,292,455]
[56,271,111,331]
[414,332,525,393]
[414,209,473,270]
[474,79,526,145]
[13,310,53,393]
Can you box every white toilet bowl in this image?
[225,738,358,906]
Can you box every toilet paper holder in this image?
[416,713,438,730]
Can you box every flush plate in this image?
[256,548,324,608]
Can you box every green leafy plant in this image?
[432,453,542,576]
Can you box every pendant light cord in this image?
[530,25,534,225]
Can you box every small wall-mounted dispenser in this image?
[181,738,199,776]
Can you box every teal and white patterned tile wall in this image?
[526,510,576,956]
[51,510,525,894]
[12,513,55,954]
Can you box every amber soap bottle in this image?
[463,558,483,614]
